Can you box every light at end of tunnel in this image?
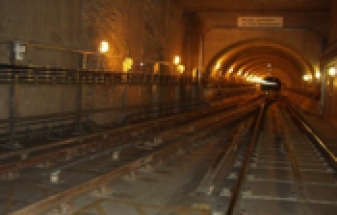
[228,67,234,73]
[247,76,262,83]
[315,71,321,79]
[174,56,180,65]
[99,40,109,53]
[329,67,336,77]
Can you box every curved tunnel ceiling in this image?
[206,39,315,87]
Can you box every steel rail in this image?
[194,123,246,195]
[286,105,337,170]
[8,101,261,215]
[48,103,257,179]
[0,99,261,177]
[0,96,254,161]
[226,102,265,215]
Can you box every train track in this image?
[1,98,336,215]
[205,101,336,215]
[0,96,260,215]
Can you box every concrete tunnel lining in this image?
[205,38,316,86]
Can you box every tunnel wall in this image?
[320,0,337,124]
[284,91,320,116]
[328,0,337,45]
[0,0,186,69]
[0,0,195,127]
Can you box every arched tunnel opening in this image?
[205,39,316,90]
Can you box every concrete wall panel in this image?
[17,85,77,117]
[0,86,9,119]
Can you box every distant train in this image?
[260,76,281,100]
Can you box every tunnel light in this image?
[247,76,262,83]
[329,67,336,77]
[215,62,221,70]
[303,74,310,81]
[99,40,109,53]
[261,80,277,85]
[255,77,262,83]
[174,56,180,65]
[315,71,321,79]
[177,64,185,74]
[123,57,133,72]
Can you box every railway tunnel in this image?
[0,0,336,214]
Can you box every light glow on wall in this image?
[215,62,221,70]
[123,57,133,72]
[329,67,336,77]
[177,64,185,74]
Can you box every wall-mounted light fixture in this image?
[99,40,109,53]
[303,74,310,81]
[123,57,133,72]
[177,64,185,74]
[328,67,336,77]
[174,56,180,65]
[12,41,25,62]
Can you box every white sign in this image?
[238,17,283,28]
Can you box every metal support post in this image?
[319,72,327,116]
[8,81,18,147]
[73,54,87,134]
[74,82,84,133]
[121,83,129,122]
[152,81,159,117]
[175,76,181,113]
[5,41,24,148]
